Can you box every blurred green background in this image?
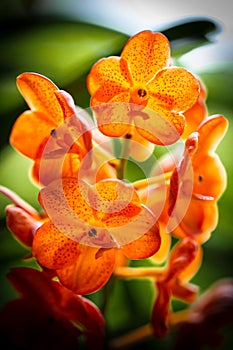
[0,1,233,349]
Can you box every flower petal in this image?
[120,206,161,259]
[10,111,55,159]
[196,115,228,154]
[88,179,140,221]
[182,79,207,139]
[33,221,80,270]
[121,31,170,84]
[172,200,218,243]
[92,101,131,137]
[126,126,155,161]
[148,67,200,112]
[39,178,94,227]
[134,101,185,145]
[16,72,64,125]
[87,56,130,98]
[6,205,42,247]
[56,245,116,294]
[32,153,81,186]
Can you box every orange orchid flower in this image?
[10,72,92,186]
[0,267,105,350]
[0,185,45,248]
[87,30,200,145]
[168,115,228,243]
[32,177,161,294]
[152,238,201,337]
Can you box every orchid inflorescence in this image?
[0,30,231,349]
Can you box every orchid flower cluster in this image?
[0,30,230,349]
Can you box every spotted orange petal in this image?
[87,56,130,99]
[92,101,131,137]
[56,245,116,294]
[88,179,140,222]
[148,67,200,112]
[134,101,185,145]
[121,31,170,84]
[39,178,95,226]
[16,72,64,125]
[32,221,80,270]
[10,111,55,159]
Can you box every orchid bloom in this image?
[32,177,161,294]
[87,30,200,146]
[168,115,228,243]
[0,267,105,350]
[152,238,201,338]
[0,185,44,248]
[10,73,92,186]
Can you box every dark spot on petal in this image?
[125,133,132,139]
[88,228,97,237]
[198,175,203,182]
[137,89,147,98]
[50,129,56,137]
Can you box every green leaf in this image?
[160,17,221,56]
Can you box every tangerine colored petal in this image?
[196,115,228,154]
[148,67,200,112]
[32,153,81,186]
[150,223,171,264]
[87,56,131,97]
[10,111,55,159]
[92,101,131,137]
[173,200,219,243]
[54,90,77,120]
[192,153,227,200]
[39,178,94,226]
[134,101,185,145]
[126,126,155,161]
[16,72,64,125]
[32,221,80,270]
[56,245,116,294]
[121,31,170,84]
[6,205,42,247]
[182,79,207,139]
[88,179,140,221]
[120,206,161,259]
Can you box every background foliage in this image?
[0,1,232,348]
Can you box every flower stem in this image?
[133,171,172,191]
[117,137,131,180]
[109,323,154,349]
[114,266,163,279]
[0,185,39,216]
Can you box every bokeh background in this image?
[0,0,233,349]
